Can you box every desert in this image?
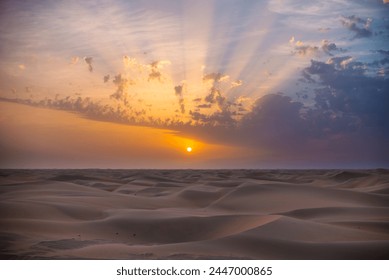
[1,169,388,259]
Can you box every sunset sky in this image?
[0,0,388,168]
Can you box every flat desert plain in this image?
[0,169,388,259]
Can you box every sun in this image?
[186,146,192,153]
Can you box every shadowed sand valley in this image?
[0,169,388,259]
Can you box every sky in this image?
[0,0,388,169]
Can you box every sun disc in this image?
[186,147,192,152]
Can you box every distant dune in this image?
[0,169,388,259]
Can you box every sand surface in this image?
[0,169,388,259]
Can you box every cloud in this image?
[217,53,389,161]
[231,80,243,88]
[326,56,355,69]
[103,74,110,83]
[290,38,341,57]
[148,69,161,81]
[196,103,212,109]
[148,60,171,82]
[173,93,309,161]
[321,40,341,56]
[340,15,373,39]
[151,60,171,69]
[290,39,319,57]
[376,50,389,56]
[240,94,305,142]
[189,109,236,127]
[302,57,389,136]
[110,74,135,102]
[18,64,26,70]
[370,50,389,68]
[203,72,229,83]
[204,87,220,104]
[174,83,186,114]
[3,93,152,128]
[84,57,93,72]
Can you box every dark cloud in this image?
[202,87,231,111]
[148,60,170,82]
[148,69,161,81]
[240,94,305,143]
[204,87,221,104]
[84,57,93,72]
[174,85,183,95]
[376,50,389,56]
[110,74,134,103]
[369,50,389,68]
[1,93,156,128]
[321,40,340,56]
[370,59,389,68]
[186,55,389,163]
[302,57,389,136]
[341,15,373,39]
[196,103,212,109]
[189,109,236,127]
[103,74,110,83]
[112,74,123,86]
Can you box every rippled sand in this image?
[1,169,388,259]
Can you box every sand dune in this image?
[0,169,388,259]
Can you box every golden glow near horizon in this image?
[0,101,256,168]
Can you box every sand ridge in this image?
[0,169,388,259]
